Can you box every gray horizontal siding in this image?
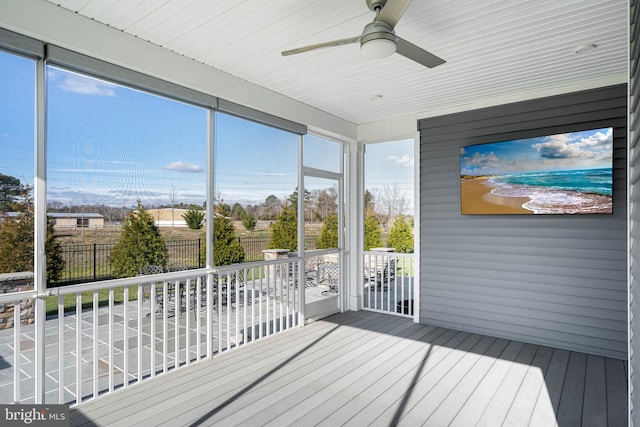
[419,84,628,359]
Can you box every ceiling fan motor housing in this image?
[360,20,397,58]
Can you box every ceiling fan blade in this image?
[281,36,361,56]
[376,0,413,28]
[396,37,446,68]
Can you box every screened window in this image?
[215,112,299,254]
[0,50,35,275]
[303,134,342,173]
[364,139,414,251]
[46,66,208,283]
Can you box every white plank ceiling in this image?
[43,0,628,125]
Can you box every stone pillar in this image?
[0,272,35,330]
[262,249,289,280]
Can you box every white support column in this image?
[206,108,215,358]
[413,131,421,323]
[348,141,365,311]
[297,134,305,325]
[34,56,46,404]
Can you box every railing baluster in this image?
[123,286,129,389]
[174,279,180,369]
[75,293,81,405]
[58,295,64,403]
[186,278,191,365]
[151,283,156,378]
[13,301,20,403]
[226,273,234,350]
[196,276,201,361]
[108,288,114,392]
[235,271,239,349]
[92,291,98,399]
[162,281,168,374]
[258,268,263,340]
[137,285,142,383]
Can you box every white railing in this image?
[0,257,301,405]
[363,251,415,317]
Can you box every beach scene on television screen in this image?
[460,127,613,215]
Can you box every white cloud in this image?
[532,129,612,160]
[389,154,414,167]
[163,161,203,173]
[465,151,500,168]
[58,74,115,96]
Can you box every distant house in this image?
[47,213,105,229]
[146,208,188,228]
[1,212,105,229]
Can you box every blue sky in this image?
[0,51,414,210]
[460,128,613,176]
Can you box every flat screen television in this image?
[460,127,613,215]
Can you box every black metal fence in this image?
[53,235,319,286]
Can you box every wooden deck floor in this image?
[70,311,628,426]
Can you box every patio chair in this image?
[318,262,339,295]
[139,264,173,315]
[364,257,396,289]
[167,262,193,311]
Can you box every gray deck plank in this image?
[312,328,462,427]
[100,312,401,426]
[606,357,628,426]
[340,332,481,427]
[448,340,524,427]
[68,311,627,427]
[556,351,587,426]
[475,343,539,426]
[502,345,554,427]
[582,355,607,426]
[420,338,510,426]
[260,325,444,426]
[528,348,570,427]
[367,334,493,426]
[181,318,423,426]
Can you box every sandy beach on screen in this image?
[461,177,532,214]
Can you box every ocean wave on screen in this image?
[489,182,612,214]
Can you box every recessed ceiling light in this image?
[370,94,383,101]
[574,44,597,54]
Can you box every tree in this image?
[373,183,408,230]
[364,212,383,251]
[199,205,245,266]
[231,203,246,221]
[110,199,167,278]
[268,200,297,251]
[387,215,414,253]
[317,214,338,249]
[183,207,205,230]
[261,195,281,220]
[242,212,257,231]
[0,193,62,281]
[0,173,24,212]
[310,188,337,222]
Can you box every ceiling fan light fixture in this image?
[361,37,396,59]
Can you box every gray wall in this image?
[418,84,627,359]
[630,0,639,423]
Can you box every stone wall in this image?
[0,272,35,330]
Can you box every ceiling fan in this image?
[281,0,446,68]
